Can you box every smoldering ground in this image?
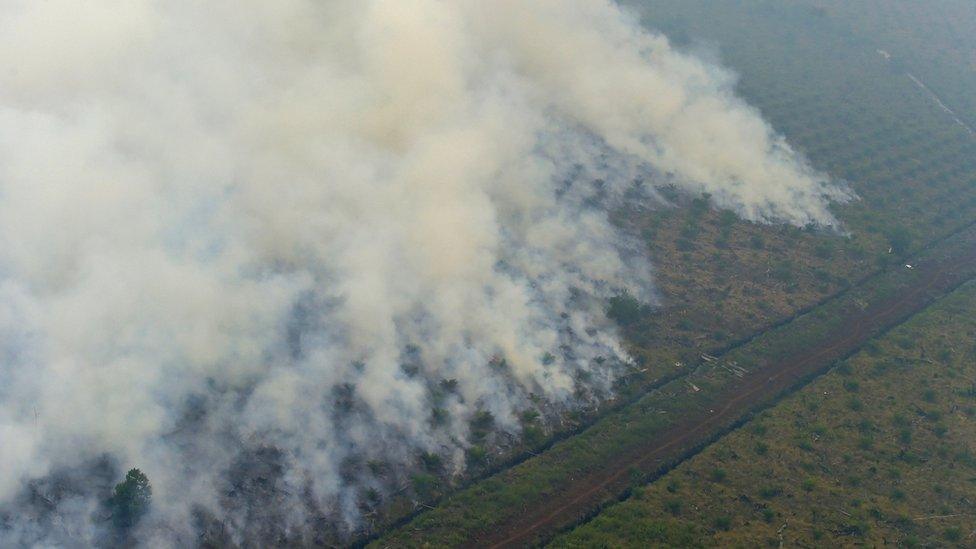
[0,0,850,545]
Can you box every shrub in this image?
[367,460,386,476]
[718,209,737,227]
[470,410,495,440]
[944,527,962,542]
[521,410,540,423]
[628,467,643,484]
[665,500,682,516]
[771,261,794,283]
[430,407,449,427]
[365,488,381,504]
[420,452,443,472]
[713,516,732,531]
[411,473,438,501]
[523,425,546,447]
[439,378,459,393]
[898,428,912,444]
[691,194,711,216]
[466,445,488,467]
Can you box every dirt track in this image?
[472,231,976,548]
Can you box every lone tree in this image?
[606,292,644,327]
[109,468,152,529]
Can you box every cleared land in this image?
[555,279,976,547]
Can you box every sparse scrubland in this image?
[372,219,976,548]
[555,280,976,548]
[610,0,976,391]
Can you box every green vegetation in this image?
[810,0,976,127]
[609,0,976,388]
[607,292,649,327]
[555,281,976,547]
[108,468,152,530]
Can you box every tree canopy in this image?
[109,468,152,529]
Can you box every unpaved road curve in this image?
[474,230,976,548]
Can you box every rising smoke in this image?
[0,0,850,545]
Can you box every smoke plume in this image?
[0,0,849,544]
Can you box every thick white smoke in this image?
[0,0,849,544]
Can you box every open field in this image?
[555,279,976,547]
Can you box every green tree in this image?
[109,468,152,529]
[606,292,643,326]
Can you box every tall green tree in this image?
[606,292,643,326]
[109,468,152,529]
